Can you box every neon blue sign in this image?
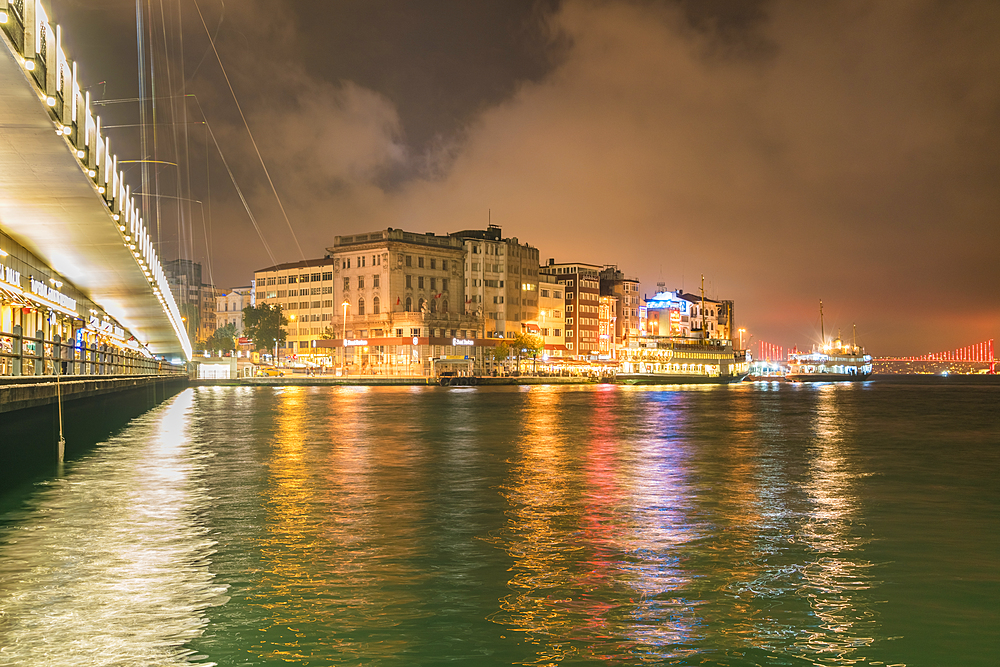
[644,291,688,313]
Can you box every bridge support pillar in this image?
[12,324,22,376]
[35,329,43,375]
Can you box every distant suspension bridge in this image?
[751,339,996,373]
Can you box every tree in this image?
[205,323,238,354]
[243,303,288,352]
[490,342,510,373]
[512,332,543,371]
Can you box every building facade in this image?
[644,289,730,340]
[449,225,540,340]
[324,228,485,374]
[214,286,253,334]
[253,258,337,359]
[599,266,642,347]
[164,258,219,345]
[539,260,602,358]
[535,278,567,357]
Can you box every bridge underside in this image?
[0,37,185,358]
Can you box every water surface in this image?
[1,378,997,666]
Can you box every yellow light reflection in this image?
[793,384,880,664]
[491,386,702,664]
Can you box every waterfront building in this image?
[325,229,485,375]
[539,260,602,358]
[449,225,541,340]
[535,278,567,358]
[164,259,220,345]
[598,294,619,358]
[214,286,253,333]
[253,258,337,361]
[599,266,642,348]
[644,289,731,340]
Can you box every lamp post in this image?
[341,300,350,375]
[273,338,277,366]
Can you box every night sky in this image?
[48,0,1000,356]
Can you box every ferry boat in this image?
[618,336,750,385]
[786,302,872,382]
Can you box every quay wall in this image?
[0,375,188,491]
[191,376,597,388]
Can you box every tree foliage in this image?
[514,333,544,358]
[243,303,288,352]
[491,342,510,362]
[205,323,238,354]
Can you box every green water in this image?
[0,379,997,666]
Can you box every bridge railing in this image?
[0,0,191,360]
[0,324,184,378]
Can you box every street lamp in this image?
[273,338,277,366]
[341,300,350,375]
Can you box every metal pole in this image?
[56,353,65,463]
[341,301,348,375]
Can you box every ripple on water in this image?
[0,390,228,667]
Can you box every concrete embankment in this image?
[0,375,188,490]
[191,375,599,388]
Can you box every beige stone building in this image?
[534,278,567,357]
[449,225,540,340]
[214,286,253,334]
[253,258,337,359]
[324,229,484,374]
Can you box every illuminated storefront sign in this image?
[645,291,689,313]
[344,339,368,346]
[88,315,126,340]
[29,277,77,314]
[452,338,474,346]
[1,263,22,290]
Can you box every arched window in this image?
[441,299,449,313]
[372,296,380,315]
[418,298,425,312]
[405,297,412,312]
[358,297,365,316]
[429,298,436,314]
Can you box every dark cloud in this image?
[46,0,1000,355]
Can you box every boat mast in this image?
[700,275,706,340]
[819,299,825,348]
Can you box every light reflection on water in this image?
[1,381,995,666]
[0,389,227,666]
